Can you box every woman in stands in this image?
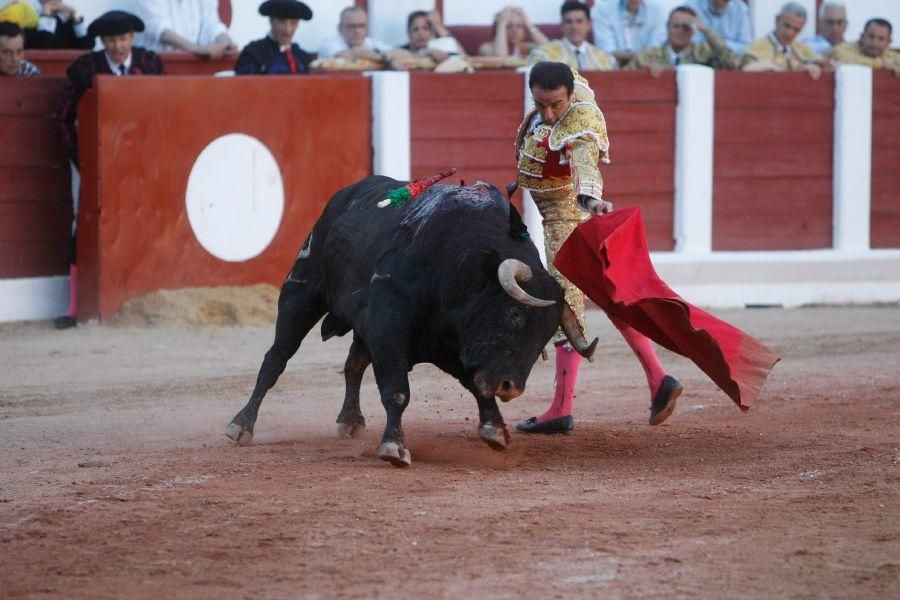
[398,9,464,66]
[478,5,547,58]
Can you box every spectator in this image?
[830,18,900,76]
[592,0,666,67]
[803,2,847,56]
[0,1,38,28]
[27,1,92,49]
[625,5,737,75]
[398,9,464,64]
[685,0,751,54]
[54,11,165,329]
[742,2,822,78]
[0,20,40,76]
[136,0,238,59]
[529,1,614,71]
[234,0,313,75]
[317,5,393,64]
[478,6,547,58]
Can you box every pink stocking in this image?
[537,346,582,422]
[611,316,666,398]
[65,264,78,318]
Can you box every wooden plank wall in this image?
[713,72,834,250]
[585,71,677,251]
[410,71,524,201]
[871,71,900,249]
[410,71,677,251]
[0,77,71,279]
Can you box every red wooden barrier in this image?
[410,71,677,251]
[74,75,371,320]
[585,71,677,251]
[410,71,524,204]
[713,71,834,250]
[871,71,900,249]
[27,50,236,76]
[0,77,71,279]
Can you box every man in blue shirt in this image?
[803,2,847,56]
[686,0,752,54]
[592,0,666,67]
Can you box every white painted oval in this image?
[186,134,284,262]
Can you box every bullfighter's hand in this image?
[582,196,613,215]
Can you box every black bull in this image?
[226,176,597,467]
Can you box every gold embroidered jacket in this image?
[528,40,614,71]
[829,41,900,70]
[741,35,822,71]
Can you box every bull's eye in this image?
[507,307,525,329]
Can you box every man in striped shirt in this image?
[0,21,41,76]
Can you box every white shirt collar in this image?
[562,37,590,54]
[105,51,133,75]
[768,33,792,55]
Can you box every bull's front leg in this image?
[472,390,510,452]
[372,359,413,468]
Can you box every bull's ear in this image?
[480,248,503,280]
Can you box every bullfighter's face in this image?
[774,12,805,47]
[270,17,299,48]
[532,85,573,127]
[101,31,134,65]
[561,8,590,47]
[0,33,24,77]
[861,22,891,59]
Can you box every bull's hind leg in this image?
[226,280,326,445]
[371,361,412,468]
[336,336,370,438]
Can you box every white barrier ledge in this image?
[0,276,68,323]
[367,71,410,181]
[833,65,873,252]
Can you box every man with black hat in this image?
[53,10,164,330]
[235,0,313,75]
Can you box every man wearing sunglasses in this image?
[803,2,847,56]
[624,5,737,75]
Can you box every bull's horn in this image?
[497,259,556,308]
[560,303,599,362]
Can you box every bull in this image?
[225,175,596,467]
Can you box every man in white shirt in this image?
[316,5,393,63]
[592,0,666,67]
[137,0,238,59]
[803,2,847,56]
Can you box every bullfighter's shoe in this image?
[516,415,574,435]
[54,316,76,329]
[649,375,682,426]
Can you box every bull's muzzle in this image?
[473,372,523,402]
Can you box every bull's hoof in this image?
[378,441,412,468]
[479,422,510,452]
[337,422,366,439]
[225,421,254,446]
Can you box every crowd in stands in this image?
[1,0,898,79]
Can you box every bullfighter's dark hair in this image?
[864,17,892,35]
[561,1,590,21]
[0,21,24,39]
[407,10,429,31]
[668,6,698,25]
[529,61,575,95]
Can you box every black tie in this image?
[118,64,126,75]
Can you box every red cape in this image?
[554,207,780,410]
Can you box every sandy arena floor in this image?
[1,304,898,598]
